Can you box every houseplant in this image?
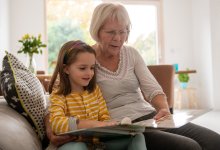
[18,34,46,73]
[178,73,189,89]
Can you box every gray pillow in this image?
[0,51,47,147]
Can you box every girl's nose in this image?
[87,69,94,76]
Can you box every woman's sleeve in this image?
[96,86,111,121]
[49,92,72,134]
[131,48,165,103]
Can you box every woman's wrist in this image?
[151,95,169,111]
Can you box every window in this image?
[46,0,163,73]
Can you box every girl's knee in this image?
[134,133,145,141]
[58,142,88,150]
[130,134,146,150]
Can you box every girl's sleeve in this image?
[49,92,74,134]
[131,48,165,103]
[96,86,111,121]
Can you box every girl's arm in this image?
[77,119,117,129]
[78,86,117,128]
[44,114,77,146]
[49,93,70,134]
[49,91,116,134]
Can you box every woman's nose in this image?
[112,32,122,40]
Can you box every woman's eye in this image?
[107,31,115,35]
[120,31,126,34]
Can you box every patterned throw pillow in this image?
[0,51,47,146]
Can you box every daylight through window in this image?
[46,0,162,73]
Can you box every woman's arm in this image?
[131,48,170,119]
[150,94,171,120]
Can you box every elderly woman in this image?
[46,2,220,150]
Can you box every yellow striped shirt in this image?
[49,85,110,134]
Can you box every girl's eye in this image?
[91,66,95,70]
[79,67,86,70]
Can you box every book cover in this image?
[58,124,145,138]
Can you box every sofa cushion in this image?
[0,51,47,146]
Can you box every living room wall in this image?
[209,0,220,110]
[0,0,219,110]
[0,0,46,71]
[0,0,9,67]
[163,0,220,110]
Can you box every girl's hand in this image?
[99,120,119,127]
[50,134,77,147]
[77,120,118,129]
[153,108,171,120]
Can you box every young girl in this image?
[48,40,147,150]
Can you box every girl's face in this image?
[98,19,128,56]
[64,52,96,92]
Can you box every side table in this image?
[174,87,198,109]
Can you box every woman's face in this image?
[98,19,128,56]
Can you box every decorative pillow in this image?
[0,51,47,147]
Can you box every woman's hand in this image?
[153,108,171,120]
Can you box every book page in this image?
[133,109,209,129]
[133,115,179,129]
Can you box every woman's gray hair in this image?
[89,2,131,42]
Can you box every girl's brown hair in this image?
[49,40,96,96]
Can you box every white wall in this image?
[163,0,219,109]
[162,0,200,107]
[163,0,194,70]
[0,0,46,71]
[210,0,220,110]
[191,0,213,109]
[0,0,9,70]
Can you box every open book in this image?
[58,109,209,137]
[58,123,145,138]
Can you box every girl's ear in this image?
[63,64,69,74]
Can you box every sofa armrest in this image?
[0,100,42,150]
[148,65,175,114]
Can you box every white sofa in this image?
[0,96,42,150]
